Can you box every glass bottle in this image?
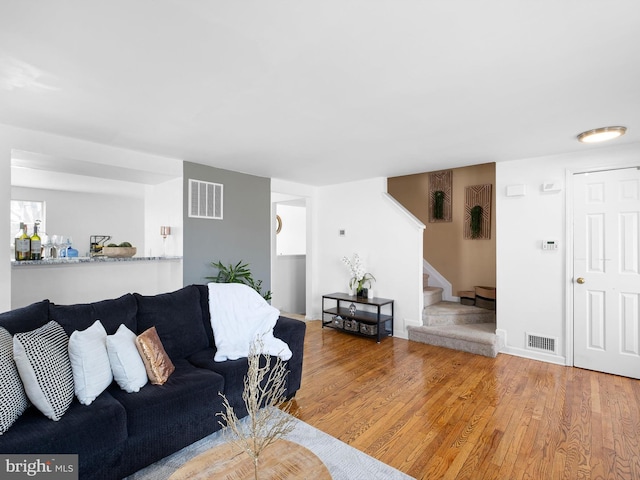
[66,237,78,258]
[30,223,42,260]
[15,222,30,261]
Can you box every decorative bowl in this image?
[101,246,137,258]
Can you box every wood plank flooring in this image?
[289,319,640,480]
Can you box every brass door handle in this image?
[576,277,585,284]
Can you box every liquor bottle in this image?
[30,223,42,260]
[14,222,30,261]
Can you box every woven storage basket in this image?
[344,319,359,332]
[360,323,378,336]
[332,316,344,329]
[475,286,496,299]
[474,286,496,310]
[459,290,476,306]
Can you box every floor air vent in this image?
[526,333,557,354]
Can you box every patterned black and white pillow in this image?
[13,321,74,421]
[0,327,29,434]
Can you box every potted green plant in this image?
[470,205,483,239]
[206,260,272,301]
[433,190,445,220]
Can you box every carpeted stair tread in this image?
[423,301,495,326]
[407,322,502,358]
[414,323,497,343]
[423,287,443,307]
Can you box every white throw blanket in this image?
[208,283,292,362]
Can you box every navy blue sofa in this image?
[0,284,306,480]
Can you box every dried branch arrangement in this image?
[217,339,296,480]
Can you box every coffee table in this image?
[168,438,332,479]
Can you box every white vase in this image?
[367,289,374,299]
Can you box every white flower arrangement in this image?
[341,253,375,292]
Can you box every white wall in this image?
[276,204,306,255]
[144,178,183,257]
[0,123,183,313]
[272,177,424,336]
[0,137,11,312]
[12,259,182,308]
[315,177,424,338]
[496,142,640,364]
[273,254,306,314]
[11,186,145,257]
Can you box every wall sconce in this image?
[160,226,171,256]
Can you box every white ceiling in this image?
[1,1,639,186]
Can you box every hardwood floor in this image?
[290,319,640,480]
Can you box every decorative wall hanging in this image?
[464,184,492,239]
[428,170,452,222]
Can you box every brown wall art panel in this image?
[464,184,492,239]
[428,170,452,222]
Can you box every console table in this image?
[321,292,394,343]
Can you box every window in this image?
[10,200,46,243]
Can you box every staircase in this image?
[407,276,503,357]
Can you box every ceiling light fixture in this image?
[577,126,627,143]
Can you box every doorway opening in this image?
[271,195,307,317]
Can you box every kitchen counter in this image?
[12,256,182,266]
[10,256,184,308]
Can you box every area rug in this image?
[126,408,415,480]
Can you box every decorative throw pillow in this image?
[68,320,113,405]
[0,327,29,434]
[106,324,148,393]
[135,327,175,385]
[13,321,74,421]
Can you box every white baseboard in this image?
[500,345,567,366]
[394,329,409,340]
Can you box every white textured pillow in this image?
[0,327,29,434]
[13,321,74,421]
[106,324,148,393]
[68,320,113,405]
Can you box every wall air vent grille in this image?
[189,179,223,220]
[526,333,557,353]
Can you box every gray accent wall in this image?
[183,161,271,293]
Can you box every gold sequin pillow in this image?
[135,327,175,385]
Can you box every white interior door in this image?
[573,167,640,379]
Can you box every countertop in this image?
[11,256,182,266]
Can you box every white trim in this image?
[382,193,425,231]
[565,167,574,367]
[422,259,457,301]
[500,345,567,366]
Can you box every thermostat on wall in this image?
[542,240,558,250]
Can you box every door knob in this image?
[576,277,585,284]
